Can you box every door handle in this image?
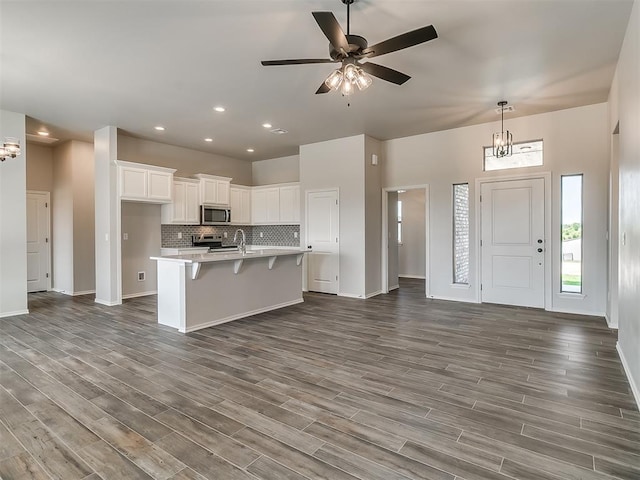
[537,239,543,244]
[537,248,543,253]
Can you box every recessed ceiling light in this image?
[246,148,254,153]
[204,138,213,142]
[37,131,50,137]
[154,126,165,131]
[214,106,225,113]
[262,123,272,129]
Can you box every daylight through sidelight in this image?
[561,174,583,293]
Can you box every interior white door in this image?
[306,190,339,294]
[481,178,545,308]
[26,192,50,292]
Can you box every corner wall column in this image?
[94,126,121,305]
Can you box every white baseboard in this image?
[605,312,619,329]
[617,342,640,410]
[183,298,304,333]
[399,274,426,279]
[428,294,480,304]
[0,309,29,318]
[51,288,95,297]
[72,290,95,296]
[365,290,383,299]
[548,306,606,317]
[122,291,157,300]
[94,298,122,307]
[338,293,365,299]
[389,284,400,291]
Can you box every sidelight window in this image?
[453,183,469,284]
[561,174,583,293]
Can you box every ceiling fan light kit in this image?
[493,100,513,158]
[261,0,437,96]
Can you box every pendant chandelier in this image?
[493,100,513,158]
[0,138,21,162]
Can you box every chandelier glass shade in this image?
[0,138,21,162]
[493,101,513,158]
[324,62,373,96]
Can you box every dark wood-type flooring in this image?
[1,278,639,480]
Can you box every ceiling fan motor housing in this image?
[330,34,368,60]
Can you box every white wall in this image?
[387,191,399,289]
[384,103,609,314]
[364,136,382,297]
[0,110,27,317]
[300,135,366,297]
[26,143,53,192]
[399,189,426,278]
[52,142,74,293]
[252,155,299,186]
[612,0,640,406]
[118,134,252,185]
[121,202,161,297]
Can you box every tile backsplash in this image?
[161,224,300,248]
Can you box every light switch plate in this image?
[123,233,128,240]
[177,232,182,239]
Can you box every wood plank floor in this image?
[1,278,639,480]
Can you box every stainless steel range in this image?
[191,234,238,252]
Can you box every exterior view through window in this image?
[561,174,583,293]
[484,140,543,171]
[453,183,469,284]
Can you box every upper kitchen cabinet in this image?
[116,161,175,203]
[195,174,232,206]
[161,178,200,224]
[251,183,299,225]
[279,184,300,224]
[230,185,251,225]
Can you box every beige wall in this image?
[399,189,426,278]
[384,103,609,313]
[117,134,252,184]
[51,140,95,295]
[252,155,299,186]
[612,0,640,406]
[26,143,53,192]
[121,202,161,297]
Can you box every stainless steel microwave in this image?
[201,206,231,225]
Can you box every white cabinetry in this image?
[251,183,300,225]
[116,161,175,203]
[251,187,280,224]
[161,178,200,224]
[195,174,232,206]
[230,186,251,224]
[279,185,300,223]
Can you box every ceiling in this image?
[0,1,633,161]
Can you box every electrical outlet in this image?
[123,233,128,240]
[260,232,264,238]
[177,232,182,239]
[223,232,228,238]
[294,232,298,239]
[137,271,145,281]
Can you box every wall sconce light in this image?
[0,138,21,162]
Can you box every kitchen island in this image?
[151,249,307,333]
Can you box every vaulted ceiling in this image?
[0,0,633,161]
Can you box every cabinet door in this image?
[148,170,173,201]
[120,167,147,199]
[216,180,230,205]
[229,188,242,224]
[279,186,300,223]
[240,188,251,224]
[172,182,187,222]
[200,179,217,204]
[251,189,268,223]
[185,182,200,223]
[266,188,280,223]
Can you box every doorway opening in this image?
[382,185,429,297]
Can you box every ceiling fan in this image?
[261,0,438,95]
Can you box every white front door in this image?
[306,190,339,294]
[27,192,50,293]
[481,178,545,308]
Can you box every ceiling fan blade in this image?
[363,25,438,58]
[261,59,337,66]
[315,82,331,94]
[360,62,411,85]
[312,11,349,53]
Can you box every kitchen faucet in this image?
[233,229,246,254]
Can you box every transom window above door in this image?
[483,140,543,171]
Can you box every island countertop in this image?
[151,248,308,264]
